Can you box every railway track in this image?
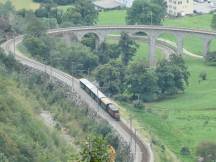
[1,36,153,162]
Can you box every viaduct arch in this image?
[48,25,216,66]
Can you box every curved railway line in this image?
[1,36,153,162]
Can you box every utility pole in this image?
[134,127,145,157]
[129,115,133,148]
[150,11,153,25]
[13,31,16,56]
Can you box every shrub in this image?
[180,147,190,155]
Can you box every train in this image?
[79,78,120,120]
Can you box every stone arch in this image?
[156,31,179,57]
[79,32,105,50]
[130,30,149,38]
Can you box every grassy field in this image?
[0,0,39,10]
[119,56,216,162]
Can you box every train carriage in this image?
[79,78,120,120]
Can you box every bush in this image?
[196,141,216,161]
[199,71,207,81]
[206,51,216,65]
[180,147,190,155]
[132,100,143,109]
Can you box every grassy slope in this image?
[0,71,75,161]
[98,10,216,162]
[0,0,39,10]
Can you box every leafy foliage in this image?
[206,51,216,65]
[126,0,166,25]
[95,60,125,96]
[196,141,216,162]
[127,60,160,101]
[156,54,190,95]
[118,32,138,65]
[63,0,98,25]
[80,136,109,162]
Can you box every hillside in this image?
[0,51,76,161]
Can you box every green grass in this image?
[119,56,216,162]
[0,0,39,10]
[98,10,127,25]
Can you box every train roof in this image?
[80,78,106,99]
[90,87,106,99]
[109,104,119,112]
[100,97,112,105]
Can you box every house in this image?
[166,0,194,16]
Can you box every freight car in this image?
[80,78,120,120]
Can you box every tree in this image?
[81,33,98,51]
[96,43,120,64]
[196,141,216,162]
[75,0,98,25]
[23,36,50,60]
[0,152,9,162]
[211,13,216,30]
[127,60,160,101]
[55,43,98,75]
[126,0,166,25]
[63,0,98,25]
[26,17,47,37]
[63,7,82,25]
[95,60,125,95]
[80,136,110,162]
[156,54,190,95]
[0,1,14,17]
[118,32,138,65]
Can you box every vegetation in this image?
[80,136,110,162]
[0,50,75,162]
[119,32,138,65]
[206,51,216,65]
[196,141,216,162]
[0,0,39,10]
[126,0,166,25]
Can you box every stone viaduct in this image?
[48,25,216,66]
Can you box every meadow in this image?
[0,0,39,10]
[99,10,216,162]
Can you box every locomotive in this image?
[79,78,120,120]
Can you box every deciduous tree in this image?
[118,32,138,65]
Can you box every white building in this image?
[116,0,134,7]
[166,0,194,16]
[118,0,194,16]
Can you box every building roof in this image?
[93,0,122,9]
